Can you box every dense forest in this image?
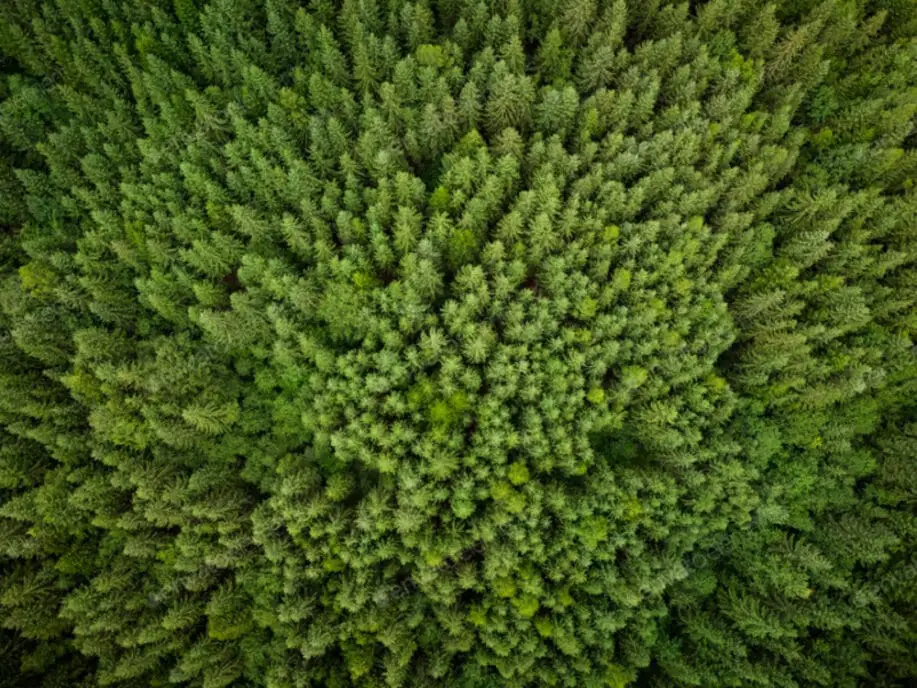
[0,1,915,686]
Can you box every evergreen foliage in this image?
[0,1,914,686]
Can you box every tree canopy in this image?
[0,1,915,687]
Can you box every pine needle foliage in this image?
[0,1,915,687]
